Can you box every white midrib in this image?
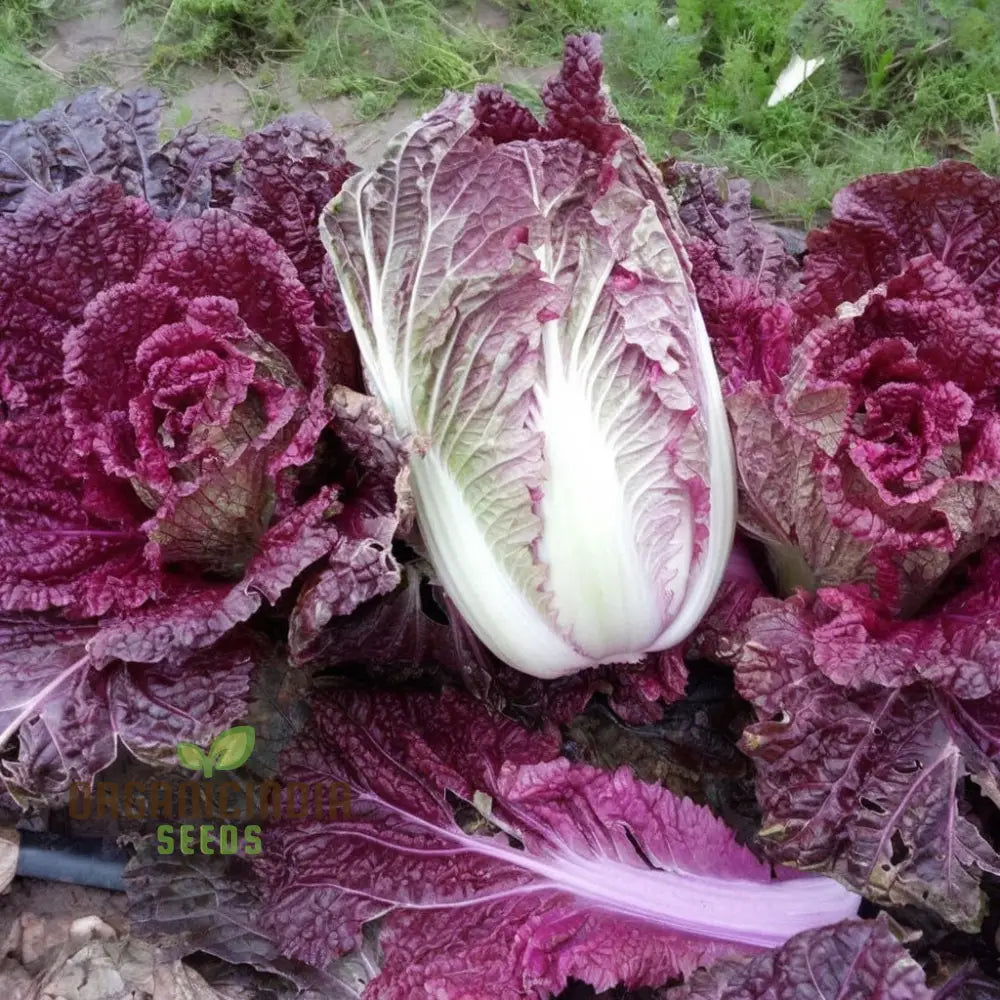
[532,238,669,659]
[315,792,860,949]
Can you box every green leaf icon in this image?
[208,725,255,774]
[177,742,208,773]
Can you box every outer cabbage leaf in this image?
[659,162,802,396]
[783,544,1000,699]
[0,88,167,213]
[663,916,933,1000]
[737,594,1000,930]
[665,161,800,298]
[256,687,859,998]
[322,35,734,678]
[798,160,1000,323]
[230,113,356,333]
[684,249,798,396]
[0,615,255,795]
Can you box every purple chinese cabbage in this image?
[321,35,735,678]
[701,163,1000,611]
[1,178,390,627]
[0,162,401,791]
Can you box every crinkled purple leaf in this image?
[0,88,163,214]
[137,206,323,395]
[737,596,1000,930]
[470,35,621,154]
[663,916,933,1000]
[684,243,798,394]
[147,124,241,219]
[655,161,801,394]
[1,178,161,410]
[606,649,688,724]
[798,161,1000,323]
[287,386,404,645]
[0,185,168,613]
[2,91,358,327]
[470,85,544,143]
[230,113,357,335]
[256,687,858,997]
[725,382,874,596]
[664,161,799,298]
[0,614,255,796]
[785,545,1000,699]
[537,33,623,154]
[367,897,725,1000]
[0,411,160,617]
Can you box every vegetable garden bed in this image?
[1,15,999,1000]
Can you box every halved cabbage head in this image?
[322,56,735,679]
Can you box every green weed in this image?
[128,0,512,119]
[0,0,86,118]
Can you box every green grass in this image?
[0,0,86,118]
[126,0,514,117]
[9,0,1000,224]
